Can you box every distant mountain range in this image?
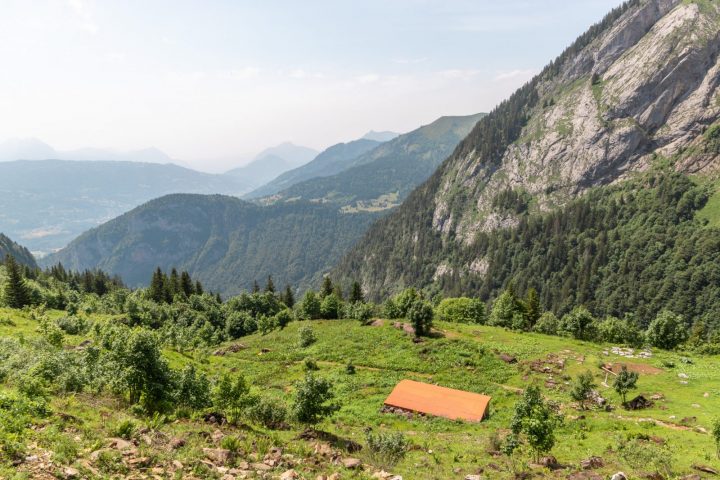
[361,131,400,142]
[225,142,319,190]
[0,138,175,164]
[43,114,483,294]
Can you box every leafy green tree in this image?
[274,308,293,329]
[597,316,643,346]
[559,306,598,341]
[3,255,30,309]
[212,373,250,412]
[320,293,343,319]
[488,288,522,328]
[507,385,561,462]
[408,299,433,337]
[613,366,639,405]
[394,288,420,317]
[646,310,688,350]
[570,371,597,410]
[532,312,559,335]
[299,291,321,320]
[382,298,402,319]
[349,281,364,304]
[290,373,340,427]
[174,365,211,409]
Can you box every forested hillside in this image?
[43,195,380,295]
[266,114,485,211]
[0,234,37,269]
[336,0,720,315]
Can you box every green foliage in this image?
[3,256,31,309]
[570,371,597,410]
[274,308,293,329]
[508,385,562,461]
[257,315,277,335]
[408,299,433,337]
[382,298,402,319]
[713,418,720,459]
[435,297,486,324]
[616,436,673,478]
[344,301,374,324]
[488,289,523,329]
[174,365,211,410]
[533,312,559,335]
[559,306,598,341]
[646,310,688,350]
[365,429,410,468]
[349,281,364,304]
[212,373,249,412]
[246,397,287,429]
[297,325,317,348]
[112,419,136,440]
[55,315,91,335]
[596,316,642,346]
[290,373,339,426]
[613,366,639,405]
[394,288,420,318]
[320,293,343,319]
[299,291,322,320]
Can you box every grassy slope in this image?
[1,309,718,479]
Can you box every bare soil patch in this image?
[605,362,663,375]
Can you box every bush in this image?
[365,429,410,468]
[299,291,321,320]
[291,374,339,426]
[212,373,249,412]
[597,316,642,346]
[345,302,374,324]
[274,309,293,329]
[559,306,598,341]
[247,397,288,429]
[303,357,319,371]
[435,297,486,324]
[646,310,688,350]
[408,299,433,337]
[320,293,343,319]
[533,312,559,335]
[394,288,420,317]
[382,298,402,319]
[616,437,673,478]
[113,419,136,440]
[713,418,720,459]
[55,315,91,335]
[174,365,212,410]
[257,315,276,335]
[298,325,317,348]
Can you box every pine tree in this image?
[252,280,260,293]
[169,268,180,297]
[3,255,30,309]
[320,277,333,298]
[524,288,541,326]
[180,271,194,297]
[195,280,204,295]
[283,285,295,308]
[265,275,275,293]
[149,267,167,303]
[349,281,364,304]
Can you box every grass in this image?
[1,311,719,479]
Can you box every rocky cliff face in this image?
[335,0,720,298]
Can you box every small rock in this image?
[24,455,39,463]
[681,475,701,480]
[107,437,134,451]
[342,458,362,469]
[212,429,225,443]
[465,476,483,480]
[610,473,628,480]
[251,462,273,471]
[63,467,80,479]
[220,475,236,480]
[128,456,151,467]
[328,474,341,480]
[170,437,186,449]
[580,456,603,470]
[704,392,710,398]
[172,460,184,470]
[280,470,299,480]
[678,373,689,379]
[203,447,233,465]
[538,455,558,468]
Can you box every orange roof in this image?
[383,380,491,422]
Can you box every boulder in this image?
[63,467,80,479]
[203,448,233,465]
[342,458,362,469]
[170,437,186,449]
[580,456,603,470]
[539,455,558,468]
[280,469,299,479]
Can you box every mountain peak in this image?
[361,131,400,142]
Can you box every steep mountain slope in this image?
[224,142,319,189]
[0,160,251,254]
[267,114,486,212]
[43,195,379,296]
[336,0,720,308]
[0,234,37,269]
[362,131,400,142]
[245,138,382,199]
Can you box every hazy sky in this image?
[0,0,625,172]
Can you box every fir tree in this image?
[265,275,275,293]
[349,281,364,304]
[283,285,295,308]
[149,267,167,303]
[180,271,194,297]
[195,280,204,295]
[252,280,260,293]
[3,255,30,309]
[320,277,333,298]
[169,268,180,297]
[524,288,541,326]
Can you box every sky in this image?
[0,0,625,172]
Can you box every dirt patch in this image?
[605,362,663,375]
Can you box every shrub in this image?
[597,316,642,346]
[408,299,433,337]
[616,437,673,478]
[299,291,321,320]
[365,429,410,468]
[220,435,242,452]
[435,297,486,324]
[303,357,319,371]
[257,315,276,335]
[559,306,598,341]
[533,312,559,335]
[290,374,339,426]
[174,365,212,410]
[713,418,720,459]
[247,397,288,429]
[55,315,91,335]
[646,310,688,350]
[319,293,343,319]
[569,371,596,410]
[394,288,420,317]
[346,362,356,375]
[345,302,374,324]
[613,366,639,405]
[274,309,293,329]
[382,298,402,319]
[113,419,136,440]
[298,325,317,348]
[212,373,250,412]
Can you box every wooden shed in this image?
[383,379,491,422]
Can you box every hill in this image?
[224,142,319,190]
[0,233,37,268]
[266,113,486,212]
[0,160,251,255]
[335,0,720,312]
[42,194,380,295]
[245,138,382,199]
